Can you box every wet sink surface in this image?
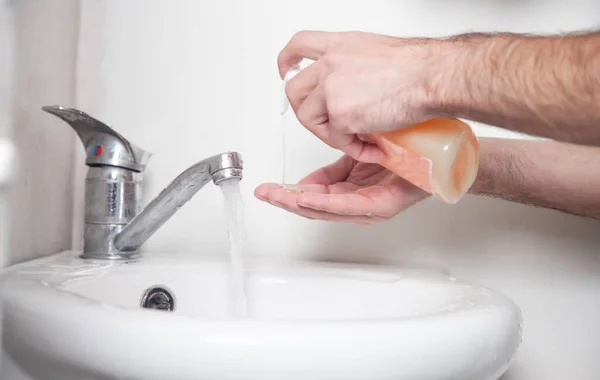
[0,251,522,380]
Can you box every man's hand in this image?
[256,138,600,221]
[281,30,600,147]
[254,155,429,225]
[279,31,440,162]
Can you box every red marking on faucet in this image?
[93,145,103,156]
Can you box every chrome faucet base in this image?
[43,105,244,260]
[80,250,140,261]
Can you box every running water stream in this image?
[217,65,301,318]
[218,179,248,318]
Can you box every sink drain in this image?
[141,286,175,311]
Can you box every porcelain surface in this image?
[0,251,522,380]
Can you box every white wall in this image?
[7,0,79,266]
[0,0,14,269]
[0,0,13,140]
[0,1,14,375]
[71,0,599,379]
[2,1,80,373]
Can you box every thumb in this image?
[339,135,384,164]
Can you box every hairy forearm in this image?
[469,137,600,218]
[429,32,600,145]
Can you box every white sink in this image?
[0,251,522,380]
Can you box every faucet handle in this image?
[42,105,151,172]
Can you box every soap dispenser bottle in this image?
[281,67,479,204]
[372,118,479,204]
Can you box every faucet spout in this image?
[42,105,244,259]
[113,152,243,253]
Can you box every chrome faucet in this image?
[42,105,243,260]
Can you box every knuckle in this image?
[338,31,357,41]
[324,76,363,134]
[330,31,351,46]
[323,77,343,115]
[284,76,302,97]
[284,83,296,104]
[295,107,311,127]
[276,53,288,71]
[326,106,345,126]
[291,30,309,45]
[322,53,338,68]
[348,31,364,40]
[326,102,349,127]
[295,108,309,126]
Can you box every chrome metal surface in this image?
[113,152,243,253]
[85,167,142,225]
[213,167,243,185]
[42,106,151,172]
[141,286,175,311]
[43,106,244,260]
[83,224,135,260]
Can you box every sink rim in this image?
[0,251,523,380]
[0,250,519,324]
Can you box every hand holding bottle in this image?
[260,30,600,222]
[279,31,440,162]
[280,31,479,203]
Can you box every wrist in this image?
[426,37,480,118]
[468,137,522,197]
[422,34,516,119]
[389,38,455,121]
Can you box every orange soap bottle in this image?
[371,118,479,204]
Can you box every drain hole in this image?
[141,286,175,312]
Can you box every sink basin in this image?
[0,251,522,380]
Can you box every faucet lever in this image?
[41,105,243,260]
[42,105,151,172]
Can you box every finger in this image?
[357,133,376,144]
[295,83,330,139]
[297,191,390,217]
[289,77,383,164]
[335,135,384,164]
[285,61,322,112]
[298,155,355,186]
[255,183,328,200]
[289,205,381,225]
[278,31,332,78]
[293,84,379,165]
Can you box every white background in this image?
[4,1,600,379]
